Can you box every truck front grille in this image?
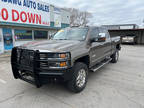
[39,61,49,67]
[39,53,55,60]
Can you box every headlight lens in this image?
[48,62,67,68]
[39,52,71,69]
[53,53,70,59]
[40,53,70,59]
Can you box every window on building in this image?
[34,31,48,40]
[14,29,32,41]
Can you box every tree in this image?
[63,8,93,26]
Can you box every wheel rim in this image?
[76,69,86,88]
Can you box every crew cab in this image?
[11,26,121,93]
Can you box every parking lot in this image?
[0,45,144,108]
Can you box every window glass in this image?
[99,28,110,39]
[90,27,100,39]
[34,31,48,40]
[14,29,32,41]
[53,28,88,41]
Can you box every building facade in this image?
[102,24,139,30]
[109,29,144,44]
[0,0,70,53]
[102,24,144,44]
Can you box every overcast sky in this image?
[43,0,144,26]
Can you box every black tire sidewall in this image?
[111,51,119,63]
[67,62,88,93]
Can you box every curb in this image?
[0,52,11,58]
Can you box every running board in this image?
[90,58,112,72]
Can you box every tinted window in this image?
[99,28,110,39]
[14,29,32,41]
[90,27,100,39]
[34,31,48,40]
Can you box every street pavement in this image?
[0,45,144,108]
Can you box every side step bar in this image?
[91,58,112,72]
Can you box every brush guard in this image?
[11,47,42,88]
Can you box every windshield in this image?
[52,28,88,41]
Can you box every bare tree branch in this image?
[63,8,93,26]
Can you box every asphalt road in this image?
[0,45,144,108]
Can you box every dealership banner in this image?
[0,0,50,26]
[54,7,61,27]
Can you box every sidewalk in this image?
[0,51,11,58]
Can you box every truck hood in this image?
[20,40,83,52]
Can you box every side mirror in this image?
[90,33,106,43]
[97,33,106,42]
[49,33,56,39]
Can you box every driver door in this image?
[89,27,104,67]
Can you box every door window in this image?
[99,28,110,40]
[90,27,100,39]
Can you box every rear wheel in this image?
[111,51,119,63]
[67,62,88,93]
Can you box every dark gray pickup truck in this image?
[11,26,121,93]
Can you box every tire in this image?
[111,51,119,63]
[67,62,88,93]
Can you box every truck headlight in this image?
[49,61,68,68]
[53,53,70,59]
[39,52,70,59]
[39,52,71,69]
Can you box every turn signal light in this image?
[60,62,67,67]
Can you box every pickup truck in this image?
[11,26,121,93]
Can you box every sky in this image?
[43,0,144,26]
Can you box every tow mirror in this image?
[49,33,56,39]
[90,33,106,43]
[97,33,106,42]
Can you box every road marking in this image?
[0,79,6,84]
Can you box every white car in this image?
[122,36,137,44]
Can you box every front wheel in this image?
[111,51,119,63]
[67,62,88,93]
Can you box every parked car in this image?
[122,35,137,44]
[11,26,121,93]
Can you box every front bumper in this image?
[11,48,73,88]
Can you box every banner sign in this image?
[120,26,134,29]
[0,0,50,26]
[54,7,61,27]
